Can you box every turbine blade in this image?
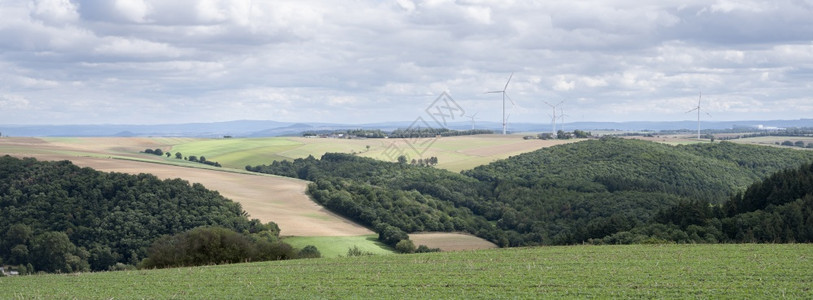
[506,93,516,106]
[503,72,514,91]
[486,91,503,94]
[686,107,699,113]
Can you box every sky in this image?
[1,0,812,125]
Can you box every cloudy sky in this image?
[1,0,812,125]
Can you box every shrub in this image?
[346,246,374,257]
[416,245,441,253]
[297,245,321,259]
[395,239,416,254]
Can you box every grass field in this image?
[2,244,810,298]
[283,235,394,258]
[731,136,813,148]
[170,135,578,172]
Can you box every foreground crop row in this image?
[2,244,810,298]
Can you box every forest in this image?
[0,156,289,274]
[248,138,813,247]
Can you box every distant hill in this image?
[248,138,813,247]
[2,119,811,137]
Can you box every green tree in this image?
[297,245,321,258]
[397,155,408,164]
[175,152,183,159]
[395,239,416,254]
[31,232,88,273]
[153,148,163,156]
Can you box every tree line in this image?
[144,148,221,167]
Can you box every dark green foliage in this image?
[415,245,441,253]
[140,226,294,269]
[247,139,813,247]
[346,245,374,257]
[395,239,416,254]
[249,153,498,246]
[297,245,321,259]
[0,156,277,273]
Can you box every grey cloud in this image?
[0,0,811,124]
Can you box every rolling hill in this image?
[249,138,813,246]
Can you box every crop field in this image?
[731,136,813,148]
[170,135,578,172]
[2,244,810,298]
[409,232,498,252]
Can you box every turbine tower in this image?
[558,106,570,132]
[686,91,711,140]
[544,100,564,138]
[465,112,479,130]
[486,73,515,135]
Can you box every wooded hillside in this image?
[249,138,813,246]
[0,156,280,273]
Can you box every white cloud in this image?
[30,0,79,25]
[93,37,188,58]
[0,94,30,109]
[0,0,811,124]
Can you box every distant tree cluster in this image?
[303,128,494,139]
[389,128,493,138]
[0,156,283,274]
[534,130,592,140]
[777,140,813,149]
[409,156,438,167]
[144,148,221,167]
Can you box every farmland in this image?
[2,243,810,298]
[169,135,578,172]
[0,135,526,251]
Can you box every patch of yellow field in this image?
[409,232,498,251]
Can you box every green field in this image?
[2,244,809,298]
[169,135,575,172]
[283,235,394,258]
[731,136,813,148]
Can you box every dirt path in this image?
[0,138,373,237]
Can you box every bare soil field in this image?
[408,232,497,251]
[0,137,373,237]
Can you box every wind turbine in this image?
[686,91,711,140]
[486,73,515,135]
[544,100,564,138]
[558,106,570,132]
[465,112,479,130]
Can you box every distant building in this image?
[1,266,19,276]
[732,124,785,131]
